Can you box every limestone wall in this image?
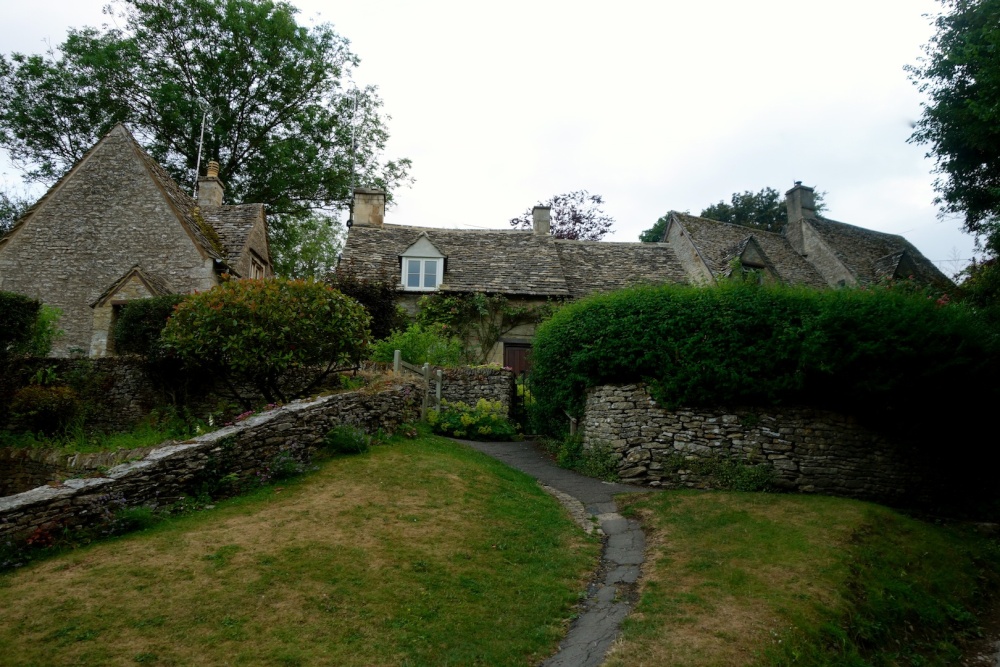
[438,366,515,412]
[0,382,419,546]
[583,383,923,503]
[0,128,218,357]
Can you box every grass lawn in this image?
[0,433,599,666]
[607,491,1000,667]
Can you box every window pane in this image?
[423,260,437,288]
[407,260,421,287]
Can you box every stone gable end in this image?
[0,129,217,356]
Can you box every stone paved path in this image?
[453,439,655,667]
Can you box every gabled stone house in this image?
[340,185,951,371]
[663,184,951,288]
[0,124,272,357]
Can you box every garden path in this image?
[453,438,656,667]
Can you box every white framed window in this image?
[404,257,441,290]
[400,233,445,291]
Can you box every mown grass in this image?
[607,491,1000,667]
[0,432,599,666]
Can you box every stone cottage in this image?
[339,184,951,370]
[0,124,272,357]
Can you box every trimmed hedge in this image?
[0,291,41,363]
[531,282,998,442]
[113,294,187,358]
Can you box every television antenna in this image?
[192,97,216,197]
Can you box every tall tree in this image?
[509,190,614,241]
[0,189,31,238]
[907,0,1000,257]
[0,0,410,271]
[639,187,825,241]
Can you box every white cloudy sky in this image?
[1,0,976,275]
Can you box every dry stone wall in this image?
[439,366,514,412]
[0,382,419,546]
[583,384,923,503]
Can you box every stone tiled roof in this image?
[341,223,695,297]
[671,213,828,288]
[554,240,690,297]
[90,264,174,307]
[806,217,950,286]
[1,124,260,270]
[341,223,572,296]
[201,204,265,266]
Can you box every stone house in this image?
[340,185,951,372]
[0,124,272,357]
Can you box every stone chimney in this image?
[532,206,551,236]
[352,188,385,227]
[785,182,817,222]
[197,160,225,207]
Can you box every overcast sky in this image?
[1,0,975,276]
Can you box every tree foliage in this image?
[0,189,31,238]
[327,259,407,340]
[269,212,345,278]
[509,190,614,240]
[639,187,827,241]
[908,0,1000,257]
[161,278,370,407]
[0,0,411,269]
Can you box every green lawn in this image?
[607,491,1000,667]
[0,433,599,666]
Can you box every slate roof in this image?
[805,217,950,286]
[670,213,829,288]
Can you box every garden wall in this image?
[0,381,419,546]
[438,366,514,412]
[583,384,924,503]
[0,446,159,497]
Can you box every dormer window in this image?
[400,233,445,291]
[405,258,440,289]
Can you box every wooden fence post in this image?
[393,350,401,375]
[435,369,443,411]
[421,363,430,420]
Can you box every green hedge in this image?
[113,294,187,358]
[0,291,41,363]
[530,282,998,443]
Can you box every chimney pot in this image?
[197,160,225,207]
[532,206,551,236]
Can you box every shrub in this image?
[113,294,187,358]
[416,292,556,364]
[9,384,80,435]
[370,323,464,367]
[328,260,408,340]
[27,305,63,357]
[427,398,520,441]
[0,291,40,363]
[161,278,371,407]
[323,425,372,455]
[530,282,998,442]
[542,435,620,482]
